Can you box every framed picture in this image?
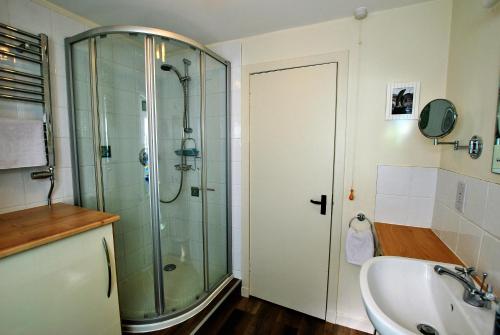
[385,82,420,120]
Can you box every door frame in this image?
[240,51,349,323]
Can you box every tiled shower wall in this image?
[0,0,92,213]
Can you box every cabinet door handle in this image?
[102,237,112,298]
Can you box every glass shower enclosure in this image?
[65,26,231,332]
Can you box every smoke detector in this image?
[354,7,368,20]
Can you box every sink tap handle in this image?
[486,285,496,300]
[480,273,488,292]
[455,266,476,276]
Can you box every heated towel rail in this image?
[0,22,55,205]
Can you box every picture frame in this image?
[385,82,420,120]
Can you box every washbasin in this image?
[360,256,496,335]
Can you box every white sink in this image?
[360,256,496,335]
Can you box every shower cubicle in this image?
[65,26,231,332]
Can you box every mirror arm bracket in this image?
[432,139,467,150]
[432,136,483,159]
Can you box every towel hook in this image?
[349,212,373,228]
[349,212,378,257]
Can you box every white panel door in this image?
[249,63,337,319]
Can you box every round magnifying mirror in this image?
[418,99,457,138]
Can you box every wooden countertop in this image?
[374,222,463,265]
[0,203,120,259]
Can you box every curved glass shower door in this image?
[94,33,157,320]
[153,37,205,313]
[67,26,231,332]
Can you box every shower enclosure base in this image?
[122,276,239,333]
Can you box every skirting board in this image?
[336,313,374,334]
[241,285,250,297]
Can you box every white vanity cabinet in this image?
[0,204,121,335]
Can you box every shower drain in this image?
[417,324,439,335]
[163,264,177,271]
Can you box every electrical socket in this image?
[455,181,466,213]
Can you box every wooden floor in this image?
[144,279,370,335]
[195,295,370,335]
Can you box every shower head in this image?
[160,64,173,71]
[161,63,184,81]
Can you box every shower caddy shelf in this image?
[0,22,55,205]
[174,137,200,171]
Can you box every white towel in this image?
[346,226,374,266]
[0,117,47,169]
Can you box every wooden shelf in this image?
[374,222,463,265]
[0,203,119,259]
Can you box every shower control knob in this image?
[138,148,148,166]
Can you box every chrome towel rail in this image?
[0,40,42,57]
[0,67,44,80]
[0,22,41,40]
[0,22,55,206]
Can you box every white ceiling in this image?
[49,0,431,44]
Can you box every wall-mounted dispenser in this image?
[418,99,483,159]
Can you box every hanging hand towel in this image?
[0,118,46,169]
[345,226,374,266]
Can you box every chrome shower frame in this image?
[65,25,233,333]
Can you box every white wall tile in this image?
[49,42,67,77]
[7,0,51,35]
[375,166,437,227]
[410,167,437,197]
[374,194,408,225]
[376,165,411,196]
[232,184,241,208]
[484,182,500,239]
[50,11,85,44]
[0,3,86,213]
[432,201,446,237]
[231,138,241,162]
[51,74,69,109]
[55,137,72,169]
[436,169,459,209]
[53,107,70,138]
[0,171,25,208]
[456,217,483,267]
[432,202,460,251]
[432,169,500,292]
[231,161,241,186]
[0,0,9,23]
[407,196,434,228]
[463,176,488,227]
[22,169,51,204]
[477,233,500,293]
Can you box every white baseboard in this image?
[336,314,374,334]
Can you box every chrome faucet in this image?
[434,265,497,308]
